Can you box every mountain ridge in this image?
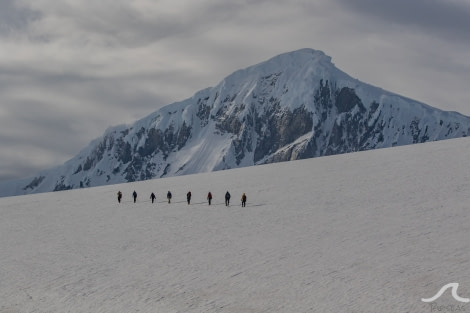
[1,48,469,197]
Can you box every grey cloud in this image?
[0,0,40,36]
[22,0,294,48]
[0,157,44,181]
[3,102,89,150]
[334,0,470,44]
[21,2,221,47]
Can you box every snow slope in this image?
[1,137,470,312]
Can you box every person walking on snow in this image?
[133,190,137,203]
[207,192,212,205]
[187,191,192,204]
[117,191,122,203]
[241,193,247,207]
[150,192,156,203]
[225,191,231,206]
[167,191,172,203]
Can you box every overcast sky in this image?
[1,0,469,182]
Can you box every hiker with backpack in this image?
[150,192,156,203]
[225,191,231,206]
[207,191,212,205]
[241,193,247,207]
[167,191,172,203]
[187,191,192,204]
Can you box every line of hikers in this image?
[117,190,247,207]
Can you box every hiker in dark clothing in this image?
[167,191,172,203]
[133,190,137,203]
[117,191,122,203]
[207,192,212,205]
[150,192,156,203]
[225,191,231,206]
[241,193,247,207]
[187,191,192,204]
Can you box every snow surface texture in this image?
[1,137,470,312]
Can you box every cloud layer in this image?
[1,0,469,181]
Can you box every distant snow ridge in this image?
[3,48,470,197]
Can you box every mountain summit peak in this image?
[229,48,334,80]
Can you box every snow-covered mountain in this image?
[2,48,470,197]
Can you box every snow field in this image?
[2,137,470,312]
